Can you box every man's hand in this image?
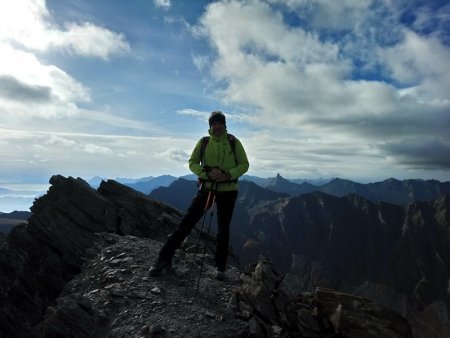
[209,168,230,182]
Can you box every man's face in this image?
[210,121,225,136]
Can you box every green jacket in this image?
[189,130,249,191]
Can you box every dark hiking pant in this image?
[157,189,238,271]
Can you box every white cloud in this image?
[198,1,339,65]
[42,136,119,157]
[0,1,142,136]
[45,135,77,148]
[240,131,386,180]
[192,54,210,71]
[0,43,90,119]
[195,0,450,176]
[83,110,163,134]
[0,0,130,59]
[0,0,448,185]
[412,4,450,43]
[154,0,171,9]
[196,0,342,119]
[155,148,190,163]
[281,0,373,31]
[0,0,131,122]
[0,44,90,102]
[82,144,115,156]
[0,129,195,179]
[176,108,251,126]
[0,0,50,49]
[177,108,208,118]
[381,30,450,101]
[50,22,130,60]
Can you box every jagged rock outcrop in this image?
[232,257,412,337]
[0,175,417,337]
[0,175,182,337]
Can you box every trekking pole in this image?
[195,191,216,292]
[184,188,216,296]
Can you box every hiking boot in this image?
[214,268,226,281]
[148,260,172,277]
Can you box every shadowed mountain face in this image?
[150,178,450,308]
[240,192,450,337]
[0,175,421,337]
[149,178,199,212]
[150,179,288,222]
[149,177,450,337]
[242,193,450,295]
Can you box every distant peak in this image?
[383,178,401,184]
[273,173,289,183]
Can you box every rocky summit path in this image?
[37,232,412,337]
[40,232,248,337]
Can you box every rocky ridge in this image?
[0,175,413,337]
[37,235,412,338]
[0,175,183,337]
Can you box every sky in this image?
[0,0,449,185]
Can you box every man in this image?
[149,111,249,280]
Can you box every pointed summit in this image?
[265,173,313,196]
[273,173,286,182]
[266,173,289,187]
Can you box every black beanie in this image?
[208,111,226,127]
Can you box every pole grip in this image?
[204,191,215,210]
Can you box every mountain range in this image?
[262,174,450,204]
[2,173,448,213]
[99,173,450,205]
[88,175,179,194]
[0,175,417,337]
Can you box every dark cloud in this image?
[305,104,450,140]
[0,75,52,102]
[380,138,450,169]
